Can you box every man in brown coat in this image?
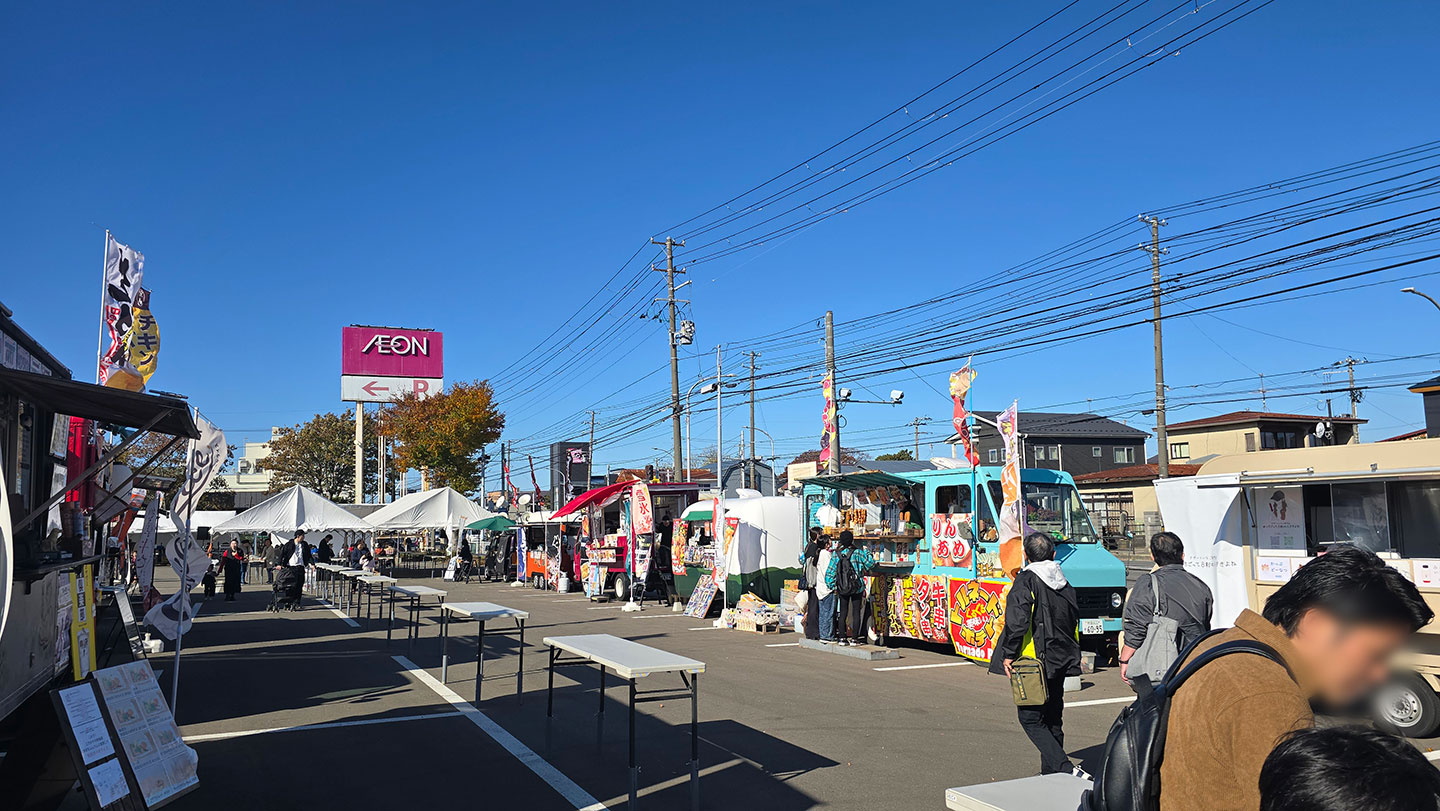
[1160,546,1432,811]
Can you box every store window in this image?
[1394,482,1440,559]
[1170,442,1190,460]
[1113,447,1135,464]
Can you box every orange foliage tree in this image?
[381,380,505,494]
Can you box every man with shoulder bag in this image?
[990,532,1088,778]
[1120,531,1213,687]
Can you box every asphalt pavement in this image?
[147,568,1438,810]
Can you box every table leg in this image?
[476,619,486,705]
[546,646,556,718]
[516,618,525,704]
[628,679,638,809]
[690,672,700,811]
[441,607,450,683]
[387,590,395,644]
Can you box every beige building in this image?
[1165,410,1364,463]
[217,428,281,494]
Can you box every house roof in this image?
[1380,428,1429,442]
[1166,410,1366,432]
[1410,375,1440,394]
[1074,463,1202,484]
[946,411,1148,443]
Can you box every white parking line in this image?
[765,643,799,648]
[1065,696,1135,708]
[1426,749,1440,762]
[318,601,360,628]
[394,655,608,810]
[183,710,461,742]
[687,626,720,631]
[873,662,966,672]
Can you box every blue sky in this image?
[4,2,1439,490]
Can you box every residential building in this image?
[215,428,280,508]
[1410,375,1440,438]
[1164,410,1365,463]
[946,411,1150,478]
[1075,463,1201,546]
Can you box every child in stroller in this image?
[269,564,303,611]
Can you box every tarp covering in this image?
[551,480,635,519]
[126,510,236,540]
[1154,475,1248,628]
[211,485,375,534]
[0,366,198,438]
[365,487,492,530]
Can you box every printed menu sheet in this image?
[57,683,115,766]
[94,662,199,806]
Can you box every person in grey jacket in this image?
[1118,531,1213,684]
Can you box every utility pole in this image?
[1259,373,1268,411]
[824,311,839,475]
[653,237,687,481]
[715,345,725,490]
[746,351,758,489]
[908,417,933,459]
[587,410,597,489]
[354,403,365,503]
[1139,216,1170,478]
[1339,356,1362,418]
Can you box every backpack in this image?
[1081,632,1287,811]
[835,552,864,596]
[1127,573,1183,686]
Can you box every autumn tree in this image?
[382,380,504,494]
[116,431,233,506]
[265,409,394,502]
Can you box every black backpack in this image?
[1081,632,1288,811]
[835,552,864,596]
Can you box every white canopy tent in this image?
[126,510,237,544]
[210,485,375,542]
[365,487,493,551]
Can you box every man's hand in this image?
[1119,660,1129,683]
[1002,658,1014,677]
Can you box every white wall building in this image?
[218,428,280,493]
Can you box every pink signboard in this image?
[341,326,444,378]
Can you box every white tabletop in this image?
[945,774,1090,811]
[359,575,397,585]
[391,584,447,598]
[338,569,366,577]
[315,563,346,571]
[542,634,705,680]
[442,601,529,621]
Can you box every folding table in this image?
[439,602,529,705]
[388,584,447,655]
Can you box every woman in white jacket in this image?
[815,539,835,641]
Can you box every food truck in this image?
[674,493,804,606]
[1156,438,1440,736]
[553,479,702,600]
[801,465,1128,661]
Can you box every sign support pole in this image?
[354,402,364,504]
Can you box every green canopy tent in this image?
[466,515,518,532]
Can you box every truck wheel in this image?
[613,573,630,601]
[1374,673,1440,738]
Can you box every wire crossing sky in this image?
[3,1,1439,489]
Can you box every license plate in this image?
[1080,618,1105,636]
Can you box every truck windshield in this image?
[1022,482,1101,544]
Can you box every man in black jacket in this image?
[990,532,1084,778]
[274,531,313,604]
[1119,531,1213,685]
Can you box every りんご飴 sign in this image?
[341,326,444,378]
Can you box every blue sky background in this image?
[3,2,1439,491]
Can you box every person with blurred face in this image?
[1159,545,1433,811]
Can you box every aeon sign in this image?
[341,326,444,378]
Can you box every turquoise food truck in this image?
[802,465,1127,663]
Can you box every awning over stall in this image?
[801,470,917,492]
[552,480,636,519]
[0,366,198,439]
[681,502,712,522]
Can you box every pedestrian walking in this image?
[220,540,247,601]
[826,530,874,646]
[991,532,1085,778]
[815,536,836,641]
[1119,531,1213,687]
[274,530,312,608]
[802,528,824,640]
[263,539,279,584]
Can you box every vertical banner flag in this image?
[118,287,161,392]
[136,496,160,607]
[997,401,1023,577]
[818,374,836,466]
[99,234,144,385]
[949,363,978,466]
[528,455,542,508]
[147,413,225,640]
[631,483,654,535]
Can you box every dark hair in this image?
[808,527,823,541]
[1263,545,1433,635]
[1023,532,1054,563]
[1259,726,1440,811]
[838,530,855,548]
[1149,531,1185,567]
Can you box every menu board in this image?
[93,662,199,807]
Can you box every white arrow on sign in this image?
[341,375,443,403]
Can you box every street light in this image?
[751,427,777,496]
[686,375,737,481]
[1403,286,1440,313]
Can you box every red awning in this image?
[551,480,637,519]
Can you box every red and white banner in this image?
[99,234,145,385]
[631,483,654,535]
[818,374,837,467]
[997,401,1023,576]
